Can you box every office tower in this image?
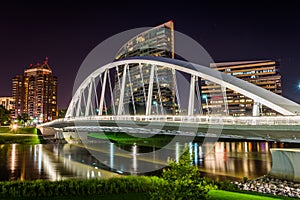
[114,21,175,115]
[202,60,282,116]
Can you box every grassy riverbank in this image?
[87,132,254,148]
[0,127,43,144]
[0,126,37,134]
[88,132,176,148]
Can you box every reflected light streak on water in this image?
[38,144,42,173]
[132,144,137,175]
[110,143,114,169]
[10,144,16,172]
[175,142,179,163]
[194,143,198,165]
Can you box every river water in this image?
[0,140,296,181]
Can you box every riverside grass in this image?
[0,127,42,144]
[88,132,175,148]
[0,127,37,134]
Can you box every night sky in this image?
[1,1,300,109]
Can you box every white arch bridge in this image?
[41,57,300,140]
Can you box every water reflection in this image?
[196,141,277,180]
[0,141,298,181]
[0,144,119,181]
[10,144,16,172]
[132,144,137,175]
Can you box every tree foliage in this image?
[150,148,216,199]
[58,109,67,118]
[0,105,11,125]
[17,113,30,125]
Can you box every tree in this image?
[150,148,215,200]
[17,113,30,125]
[0,105,11,125]
[58,109,67,118]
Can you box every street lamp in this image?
[12,124,18,131]
[202,94,209,115]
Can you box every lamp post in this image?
[202,94,209,115]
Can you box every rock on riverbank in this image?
[233,175,300,198]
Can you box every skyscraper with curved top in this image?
[12,57,58,122]
[113,21,175,115]
[115,21,174,60]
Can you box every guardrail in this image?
[40,115,300,127]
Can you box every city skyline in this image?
[1,1,300,109]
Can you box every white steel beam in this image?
[253,101,260,117]
[146,65,155,116]
[99,69,108,116]
[66,58,300,117]
[107,70,116,115]
[117,65,128,115]
[188,75,195,116]
[76,91,82,117]
[127,66,136,115]
[172,69,181,112]
[85,78,94,116]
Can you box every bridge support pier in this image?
[270,148,300,182]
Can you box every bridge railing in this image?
[41,115,300,127]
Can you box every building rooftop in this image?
[210,60,273,68]
[26,57,52,71]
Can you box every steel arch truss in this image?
[66,57,300,118]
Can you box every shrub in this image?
[0,177,159,198]
[150,149,216,200]
[242,176,248,183]
[216,180,238,191]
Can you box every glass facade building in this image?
[113,21,175,115]
[201,60,282,116]
[12,57,58,122]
